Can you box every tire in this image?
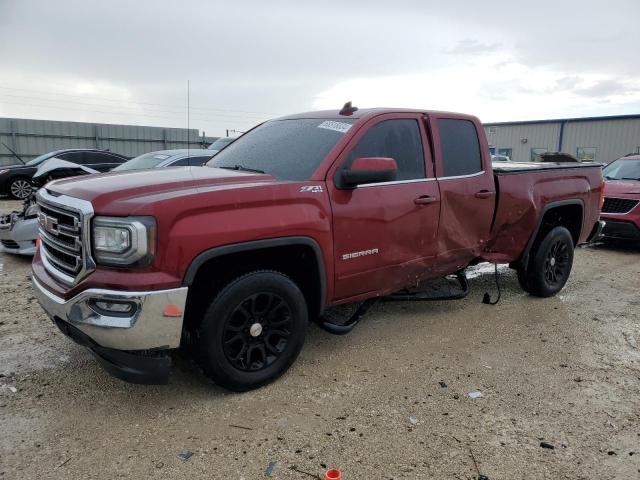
[196,270,307,391]
[9,177,32,199]
[519,226,574,297]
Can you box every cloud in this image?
[447,39,501,56]
[575,79,638,98]
[0,0,639,134]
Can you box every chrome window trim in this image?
[437,170,485,181]
[37,189,95,285]
[357,178,436,188]
[601,196,640,215]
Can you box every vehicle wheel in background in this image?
[9,178,32,199]
[196,270,307,391]
[519,226,574,297]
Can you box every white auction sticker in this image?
[317,120,352,134]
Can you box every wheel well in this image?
[537,203,583,246]
[183,244,323,332]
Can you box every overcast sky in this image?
[1,0,639,136]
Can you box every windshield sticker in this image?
[153,155,170,160]
[317,120,352,134]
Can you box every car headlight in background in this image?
[24,203,39,219]
[92,216,156,266]
[0,169,8,175]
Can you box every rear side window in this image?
[438,119,483,177]
[57,151,85,164]
[170,157,191,166]
[189,155,212,166]
[345,119,425,181]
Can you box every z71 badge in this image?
[300,185,323,193]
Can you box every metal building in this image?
[0,117,218,166]
[483,114,640,164]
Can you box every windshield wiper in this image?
[620,177,640,181]
[218,165,265,174]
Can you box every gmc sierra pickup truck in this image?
[31,106,605,391]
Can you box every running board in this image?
[317,271,469,335]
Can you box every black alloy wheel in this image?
[543,238,570,287]
[517,226,574,297]
[197,270,307,391]
[222,292,292,372]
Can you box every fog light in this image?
[91,299,136,316]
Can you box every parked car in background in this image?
[491,154,511,162]
[0,159,98,255]
[0,150,214,256]
[600,154,640,242]
[207,137,236,154]
[113,149,215,171]
[0,149,128,199]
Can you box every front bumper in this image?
[0,215,37,255]
[601,219,640,241]
[32,275,188,384]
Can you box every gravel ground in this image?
[0,199,639,479]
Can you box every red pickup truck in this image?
[31,106,604,391]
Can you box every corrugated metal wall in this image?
[0,117,218,166]
[562,118,640,164]
[483,116,640,163]
[485,123,560,162]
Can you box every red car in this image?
[601,154,640,242]
[30,107,604,390]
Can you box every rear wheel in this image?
[196,270,307,391]
[9,177,32,199]
[518,226,574,297]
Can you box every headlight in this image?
[92,216,156,266]
[24,203,39,219]
[0,169,8,175]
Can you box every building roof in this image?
[484,113,640,127]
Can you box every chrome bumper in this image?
[31,276,188,350]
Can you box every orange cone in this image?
[324,469,342,480]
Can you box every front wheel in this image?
[518,226,574,297]
[9,177,32,199]
[196,270,307,391]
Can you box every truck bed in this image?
[483,161,603,264]
[492,161,603,175]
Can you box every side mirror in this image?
[338,157,398,188]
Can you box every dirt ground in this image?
[0,198,639,480]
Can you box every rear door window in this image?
[438,119,483,177]
[170,157,191,166]
[188,155,212,166]
[57,151,86,164]
[344,119,426,181]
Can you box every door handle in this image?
[475,190,495,199]
[414,195,438,205]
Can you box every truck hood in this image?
[46,167,276,206]
[604,179,640,197]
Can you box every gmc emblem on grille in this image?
[38,212,59,235]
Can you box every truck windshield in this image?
[603,158,640,180]
[207,118,355,180]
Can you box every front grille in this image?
[602,197,639,214]
[1,239,19,249]
[37,198,85,280]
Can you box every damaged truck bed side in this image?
[31,107,604,391]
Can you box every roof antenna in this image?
[339,101,358,116]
